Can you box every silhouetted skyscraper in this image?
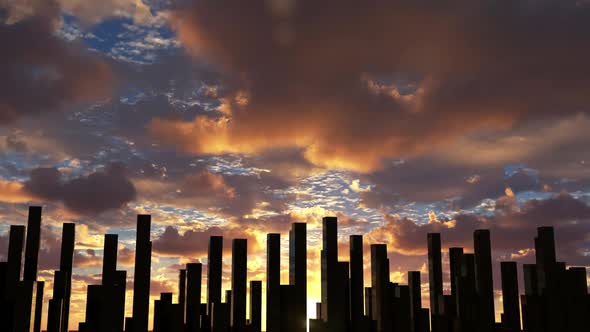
[474,230,494,332]
[337,261,351,329]
[85,284,105,332]
[154,292,183,332]
[59,223,75,332]
[102,234,118,285]
[349,235,364,332]
[535,226,557,294]
[179,269,186,324]
[23,206,41,281]
[371,244,391,332]
[280,285,297,332]
[321,217,338,324]
[449,247,464,303]
[266,233,280,332]
[207,236,223,317]
[186,263,202,332]
[3,225,25,331]
[393,283,411,332]
[500,262,520,331]
[113,270,127,332]
[427,233,443,331]
[231,239,247,330]
[132,214,152,332]
[250,280,262,332]
[289,223,307,332]
[33,281,44,332]
[6,225,25,287]
[408,271,424,332]
[456,253,477,331]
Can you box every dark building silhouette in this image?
[2,207,590,332]
[186,263,202,332]
[102,234,118,285]
[250,280,262,332]
[280,284,297,332]
[320,216,349,331]
[58,223,75,332]
[208,236,223,318]
[6,225,25,287]
[371,244,391,332]
[349,235,364,332]
[289,222,307,332]
[153,292,183,332]
[23,206,42,282]
[449,247,464,306]
[427,233,443,331]
[500,262,520,331]
[409,271,429,332]
[231,239,247,330]
[131,214,152,332]
[266,233,280,332]
[179,269,186,325]
[474,230,495,332]
[48,222,76,332]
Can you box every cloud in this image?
[24,163,136,215]
[0,179,34,203]
[0,0,113,125]
[58,0,154,25]
[152,224,257,257]
[2,0,155,25]
[367,193,590,266]
[359,158,541,209]
[147,0,590,172]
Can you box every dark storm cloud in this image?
[24,164,136,215]
[360,158,541,209]
[153,225,254,257]
[0,0,113,125]
[368,193,590,266]
[150,0,590,172]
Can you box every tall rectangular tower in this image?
[266,233,280,332]
[23,206,42,281]
[500,261,520,331]
[207,236,223,316]
[6,225,25,287]
[349,235,364,332]
[474,230,494,332]
[250,280,262,332]
[186,263,202,332]
[59,223,75,332]
[231,239,247,330]
[408,271,422,332]
[132,214,152,332]
[289,223,307,332]
[427,233,443,318]
[321,217,338,323]
[102,234,118,285]
[371,244,391,332]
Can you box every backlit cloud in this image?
[149,0,590,172]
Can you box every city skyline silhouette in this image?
[0,206,588,331]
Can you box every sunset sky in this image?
[0,0,589,330]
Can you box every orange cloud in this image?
[0,180,34,203]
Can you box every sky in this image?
[0,0,589,330]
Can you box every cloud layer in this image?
[149,0,590,171]
[24,164,136,215]
[0,0,113,124]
